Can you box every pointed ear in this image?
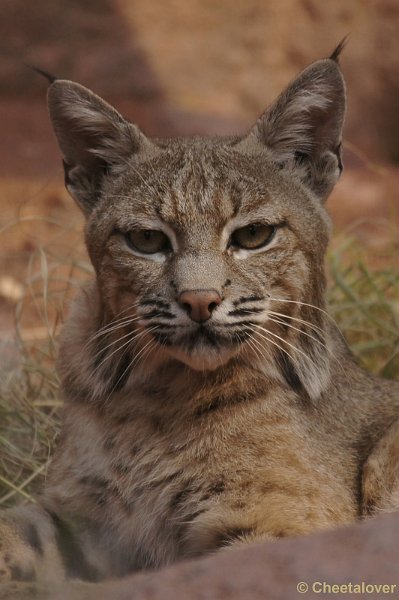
[47,80,155,215]
[240,58,346,201]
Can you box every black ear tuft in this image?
[26,64,59,84]
[329,35,350,63]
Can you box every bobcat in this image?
[1,43,398,584]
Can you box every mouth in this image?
[151,322,252,370]
[184,325,222,349]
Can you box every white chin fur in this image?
[166,345,236,371]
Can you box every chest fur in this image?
[45,391,358,570]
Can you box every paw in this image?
[0,531,36,582]
[0,551,35,583]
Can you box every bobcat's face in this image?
[47,53,344,396]
[85,142,330,372]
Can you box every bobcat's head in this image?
[48,48,345,400]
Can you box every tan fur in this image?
[362,420,399,514]
[1,47,398,583]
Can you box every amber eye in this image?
[230,224,276,250]
[126,230,171,254]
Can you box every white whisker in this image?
[87,315,142,347]
[252,324,317,369]
[267,315,327,349]
[267,310,325,335]
[92,327,150,376]
[246,335,270,365]
[102,332,159,405]
[269,296,341,330]
[252,328,297,366]
[83,303,141,350]
[113,334,158,389]
[90,324,146,364]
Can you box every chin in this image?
[166,344,238,371]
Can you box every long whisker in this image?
[253,324,316,365]
[87,315,143,347]
[246,335,270,365]
[252,328,299,368]
[248,331,304,385]
[255,320,346,382]
[269,296,350,344]
[267,310,325,335]
[233,329,257,361]
[102,302,141,322]
[85,300,166,349]
[267,316,328,349]
[92,327,151,375]
[90,323,147,364]
[268,297,343,334]
[131,338,158,371]
[108,333,158,394]
[101,332,159,405]
[249,331,279,366]
[142,341,162,374]
[83,303,141,350]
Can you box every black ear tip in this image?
[329,35,350,63]
[26,64,59,84]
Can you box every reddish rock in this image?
[1,513,398,600]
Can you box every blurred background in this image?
[0,0,398,506]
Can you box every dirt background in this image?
[0,0,398,340]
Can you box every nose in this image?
[179,289,222,323]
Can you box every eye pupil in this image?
[231,223,276,251]
[125,229,170,254]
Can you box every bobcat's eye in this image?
[126,230,171,254]
[230,224,276,250]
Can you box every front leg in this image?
[362,419,399,515]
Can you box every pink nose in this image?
[179,289,222,323]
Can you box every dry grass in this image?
[0,246,91,507]
[328,236,399,378]
[0,221,398,508]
